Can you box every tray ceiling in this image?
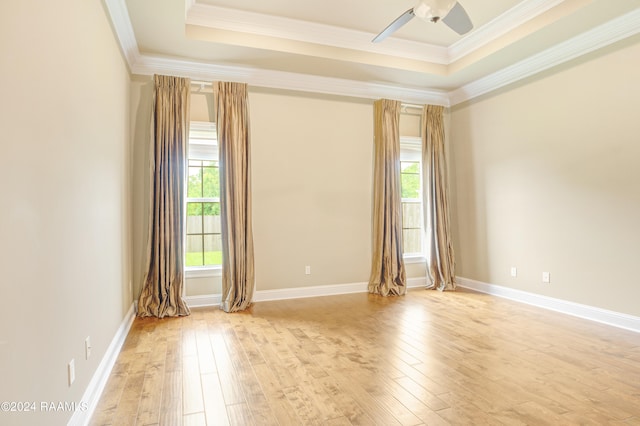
[107,0,640,105]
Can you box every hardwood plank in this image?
[164,334,183,373]
[209,330,246,405]
[88,366,129,425]
[222,324,279,425]
[324,417,354,425]
[90,290,640,425]
[365,386,423,426]
[135,339,167,425]
[159,370,183,426]
[183,354,204,414]
[328,370,402,426]
[201,373,230,426]
[184,411,207,426]
[509,401,566,424]
[252,363,302,426]
[393,376,449,412]
[316,374,384,426]
[233,323,266,366]
[111,372,145,426]
[283,385,325,425]
[136,352,166,425]
[226,402,254,426]
[195,326,217,375]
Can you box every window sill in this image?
[185,266,222,278]
[403,255,426,264]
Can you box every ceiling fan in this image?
[372,0,473,43]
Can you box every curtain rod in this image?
[401,103,423,110]
[191,80,212,92]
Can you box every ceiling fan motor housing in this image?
[413,0,457,22]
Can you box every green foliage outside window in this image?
[401,162,420,199]
[400,160,422,254]
[186,160,222,267]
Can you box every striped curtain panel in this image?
[422,105,456,291]
[138,75,191,318]
[215,82,255,312]
[369,99,407,296]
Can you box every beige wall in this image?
[130,76,153,299]
[251,89,375,290]
[450,38,640,316]
[0,1,132,425]
[130,85,428,297]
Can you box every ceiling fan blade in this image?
[372,8,415,43]
[442,2,473,35]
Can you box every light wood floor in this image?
[90,288,640,425]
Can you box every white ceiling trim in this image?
[185,0,570,66]
[185,3,450,65]
[449,7,640,105]
[105,0,640,108]
[104,0,141,66]
[448,0,566,62]
[132,55,451,106]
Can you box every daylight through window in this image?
[185,122,222,268]
[400,137,424,257]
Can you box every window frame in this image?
[185,121,222,278]
[400,136,426,263]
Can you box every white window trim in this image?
[186,265,222,278]
[400,136,426,261]
[185,121,222,275]
[404,254,427,264]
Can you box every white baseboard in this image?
[68,303,136,426]
[254,281,368,302]
[457,276,640,333]
[185,277,428,307]
[184,294,222,307]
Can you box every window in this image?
[185,122,222,270]
[400,137,424,259]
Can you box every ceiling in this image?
[107,0,640,105]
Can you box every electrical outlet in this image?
[68,359,75,386]
[510,267,517,277]
[85,336,92,360]
[305,265,311,275]
[542,272,551,283]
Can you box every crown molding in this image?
[103,0,140,69]
[185,3,449,65]
[185,0,571,66]
[105,0,640,109]
[132,54,451,106]
[449,7,640,105]
[184,0,196,18]
[448,0,566,62]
